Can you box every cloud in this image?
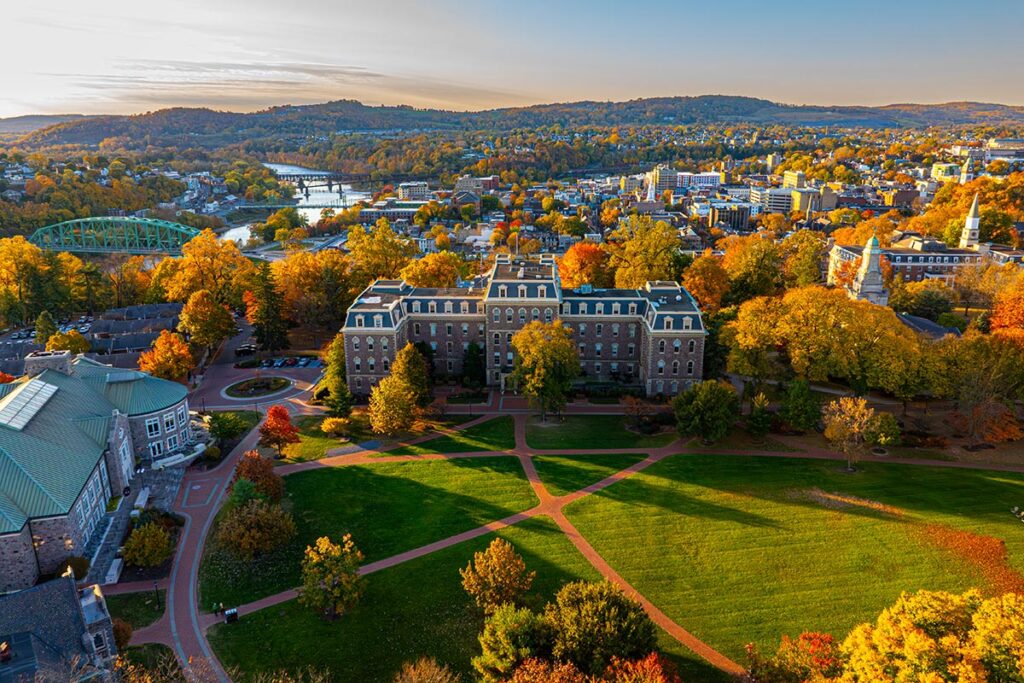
[35,59,531,114]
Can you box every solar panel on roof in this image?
[0,379,58,430]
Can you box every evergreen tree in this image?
[779,379,821,432]
[322,332,352,417]
[672,380,739,445]
[462,341,486,389]
[34,310,57,347]
[246,263,289,354]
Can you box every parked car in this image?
[298,357,312,367]
[260,359,274,368]
[284,357,299,367]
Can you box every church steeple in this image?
[959,158,974,185]
[960,193,980,249]
[851,232,889,306]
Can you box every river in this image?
[219,163,370,244]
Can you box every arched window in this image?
[352,337,360,351]
[354,357,361,371]
[518,308,526,323]
[531,308,540,320]
[412,301,421,313]
[545,308,553,323]
[506,307,513,322]
[368,357,375,371]
[381,338,389,353]
[673,339,681,353]
[658,340,666,353]
[688,339,696,353]
[672,360,679,375]
[461,302,469,314]
[367,338,375,352]
[493,308,500,322]
[518,285,527,298]
[428,302,437,314]
[657,360,665,375]
[444,301,453,313]
[686,361,694,376]
[684,317,692,330]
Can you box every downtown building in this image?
[342,255,707,398]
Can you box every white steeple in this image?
[959,158,974,185]
[851,232,889,306]
[959,193,980,249]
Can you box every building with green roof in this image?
[0,351,192,592]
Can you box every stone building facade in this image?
[343,254,706,397]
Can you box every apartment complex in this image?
[342,255,707,398]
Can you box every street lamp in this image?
[153,582,161,609]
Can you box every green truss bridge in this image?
[29,217,201,255]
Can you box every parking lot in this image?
[259,355,322,369]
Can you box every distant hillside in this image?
[17,96,1024,149]
[0,114,91,135]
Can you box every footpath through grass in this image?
[207,516,729,682]
[105,590,165,629]
[382,415,515,455]
[199,456,538,608]
[526,414,676,450]
[533,453,649,497]
[564,454,1024,661]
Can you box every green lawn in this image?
[105,590,165,629]
[382,415,515,455]
[208,516,728,683]
[526,415,676,450]
[532,453,649,497]
[122,643,178,673]
[199,457,538,608]
[564,454,1024,661]
[277,415,341,464]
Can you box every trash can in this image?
[224,608,239,624]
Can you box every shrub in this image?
[228,478,268,507]
[745,632,844,683]
[233,450,284,501]
[461,538,536,614]
[393,658,462,683]
[112,618,133,651]
[321,417,350,437]
[472,604,551,682]
[601,653,682,682]
[544,581,657,676]
[865,412,901,447]
[216,500,296,560]
[57,555,90,580]
[122,523,173,568]
[209,412,250,443]
[203,445,222,462]
[747,392,773,441]
[510,659,587,683]
[779,379,820,432]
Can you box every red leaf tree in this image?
[258,405,300,458]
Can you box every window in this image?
[352,337,360,351]
[356,377,363,389]
[428,302,437,314]
[444,301,453,313]
[518,285,527,297]
[413,323,421,336]
[146,418,160,438]
[367,338,375,352]
[368,358,375,371]
[149,441,163,458]
[461,302,469,314]
[683,317,692,330]
[430,323,437,336]
[382,338,389,352]
[446,341,453,353]
[447,359,454,372]
[579,322,587,336]
[356,315,364,328]
[628,344,635,358]
[595,343,603,357]
[373,315,383,328]
[506,351,513,362]
[665,317,673,330]
[493,333,501,347]
[383,358,390,371]
[413,301,421,313]
[629,325,637,338]
[611,343,619,356]
[462,323,469,335]
[562,303,571,315]
[506,308,513,322]
[532,308,540,320]
[506,332,512,344]
[544,309,553,323]
[658,340,666,353]
[163,412,175,432]
[578,343,586,356]
[687,361,694,376]
[354,357,361,371]
[596,303,604,315]
[430,342,437,351]
[518,308,526,323]
[596,323,603,335]
[612,324,619,337]
[629,303,637,315]
[492,308,500,322]
[167,434,179,451]
[672,360,679,375]
[499,285,508,297]
[688,339,696,353]
[494,352,501,365]
[673,339,681,353]
[446,323,453,336]
[657,360,665,375]
[539,285,547,298]
[595,363,602,374]
[579,303,588,315]
[612,303,621,315]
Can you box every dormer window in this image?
[518,285,527,298]
[665,318,673,330]
[562,303,571,315]
[444,301,453,313]
[539,285,547,298]
[373,315,383,328]
[461,302,469,314]
[356,315,365,328]
[413,301,421,313]
[428,302,437,314]
[612,303,621,315]
[596,303,604,315]
[628,303,637,315]
[499,285,508,297]
[683,317,692,330]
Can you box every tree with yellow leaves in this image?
[138,330,193,382]
[398,251,467,288]
[604,215,680,288]
[558,241,612,289]
[299,535,366,621]
[347,218,417,284]
[164,229,255,307]
[822,397,874,471]
[682,250,730,313]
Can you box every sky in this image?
[2,0,1023,119]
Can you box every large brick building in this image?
[343,255,707,397]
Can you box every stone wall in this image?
[29,515,80,576]
[0,525,39,591]
[128,398,191,462]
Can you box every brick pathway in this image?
[118,395,1024,681]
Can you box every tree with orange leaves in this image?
[558,242,612,289]
[138,330,193,381]
[991,285,1024,339]
[0,372,14,384]
[682,250,730,313]
[258,405,300,458]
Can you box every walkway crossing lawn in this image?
[382,415,516,455]
[207,517,729,683]
[532,453,649,497]
[525,415,676,450]
[105,590,165,629]
[563,454,1024,661]
[199,457,537,608]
